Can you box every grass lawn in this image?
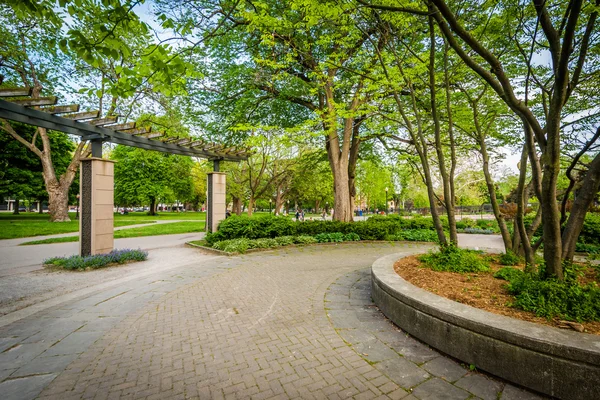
[114,211,206,220]
[20,221,205,245]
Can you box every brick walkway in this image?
[8,242,544,399]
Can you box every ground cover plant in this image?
[419,245,491,273]
[44,248,148,271]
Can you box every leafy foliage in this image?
[387,230,440,242]
[419,245,491,273]
[44,248,147,270]
[498,264,600,322]
[499,251,521,266]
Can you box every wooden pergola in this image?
[0,88,249,255]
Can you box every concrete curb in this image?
[371,253,600,400]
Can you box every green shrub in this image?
[216,214,295,240]
[212,238,251,253]
[494,266,524,281]
[394,229,439,242]
[456,218,477,229]
[294,235,318,244]
[475,219,499,232]
[274,236,295,246]
[250,238,279,249]
[575,242,600,254]
[315,232,346,243]
[506,273,600,322]
[419,245,490,273]
[43,249,148,271]
[499,251,521,266]
[580,213,600,245]
[344,232,360,241]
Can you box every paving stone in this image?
[0,336,21,353]
[14,354,79,376]
[421,357,467,383]
[337,328,378,345]
[43,330,105,356]
[0,342,50,369]
[0,367,16,382]
[0,373,57,400]
[455,373,503,400]
[353,340,399,363]
[22,320,85,344]
[411,377,471,400]
[387,338,440,364]
[501,384,548,399]
[374,358,430,389]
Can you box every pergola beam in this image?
[40,104,80,114]
[0,99,248,161]
[63,110,100,121]
[0,88,33,97]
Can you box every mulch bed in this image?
[394,255,600,335]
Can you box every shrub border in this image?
[371,252,600,400]
[186,240,436,256]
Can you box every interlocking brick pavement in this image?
[32,243,546,399]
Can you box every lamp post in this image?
[76,194,80,220]
[385,187,388,215]
[269,198,272,214]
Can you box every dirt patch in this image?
[393,255,600,335]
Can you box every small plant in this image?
[212,238,251,253]
[274,236,295,246]
[494,266,524,281]
[43,249,148,271]
[419,245,490,273]
[463,227,495,235]
[344,232,360,241]
[315,232,346,243]
[499,251,521,266]
[294,235,318,245]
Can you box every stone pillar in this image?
[80,158,115,256]
[207,172,226,233]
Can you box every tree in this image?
[161,0,386,221]
[112,145,194,215]
[361,0,600,278]
[0,0,193,221]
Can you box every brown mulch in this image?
[393,255,600,336]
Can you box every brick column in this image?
[80,158,115,256]
[207,172,226,233]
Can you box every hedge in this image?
[206,214,444,245]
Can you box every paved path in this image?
[0,232,204,277]
[0,242,544,399]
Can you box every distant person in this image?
[295,209,300,221]
[301,209,305,221]
[226,210,231,218]
[321,209,327,220]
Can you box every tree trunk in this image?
[46,182,70,222]
[13,198,20,215]
[561,152,600,261]
[480,138,512,252]
[232,196,242,215]
[515,141,536,269]
[332,165,353,221]
[38,200,44,214]
[247,197,255,216]
[148,197,157,216]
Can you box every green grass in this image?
[113,211,206,220]
[0,219,154,240]
[20,221,205,245]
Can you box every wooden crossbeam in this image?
[176,138,192,146]
[145,132,164,139]
[105,122,135,131]
[63,110,100,121]
[0,88,32,97]
[12,97,57,106]
[40,104,80,114]
[163,137,180,143]
[88,116,118,126]
[189,141,205,148]
[121,127,151,135]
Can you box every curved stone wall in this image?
[371,253,600,400]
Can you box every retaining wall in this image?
[371,253,600,400]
